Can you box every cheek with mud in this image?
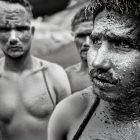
[19,31,32,43]
[0,33,10,45]
[116,65,140,99]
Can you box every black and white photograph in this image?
[0,0,140,140]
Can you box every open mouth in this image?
[81,48,88,53]
[80,49,88,56]
[92,76,118,90]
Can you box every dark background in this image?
[29,0,71,18]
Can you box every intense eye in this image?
[75,33,88,39]
[114,40,131,49]
[16,26,30,32]
[91,38,102,45]
[0,27,11,32]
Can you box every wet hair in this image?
[88,0,140,21]
[0,0,33,18]
[71,6,93,31]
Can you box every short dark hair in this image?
[0,0,33,18]
[71,6,93,31]
[88,0,140,21]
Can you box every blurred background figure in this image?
[65,6,93,93]
[0,0,89,68]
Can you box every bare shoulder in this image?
[35,57,66,75]
[65,62,81,74]
[33,57,68,78]
[54,86,95,118]
[34,57,71,101]
[48,86,96,140]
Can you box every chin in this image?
[99,92,122,103]
[8,52,25,59]
[92,84,122,102]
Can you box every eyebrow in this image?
[91,32,138,46]
[74,30,92,37]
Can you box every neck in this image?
[102,95,140,123]
[4,53,33,73]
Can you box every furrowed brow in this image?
[105,33,135,45]
[75,30,92,38]
[90,32,102,40]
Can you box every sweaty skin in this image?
[66,21,93,93]
[0,2,71,140]
[48,9,140,140]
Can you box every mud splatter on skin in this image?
[87,8,140,123]
[0,2,30,26]
[0,1,34,58]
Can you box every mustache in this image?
[80,48,88,54]
[89,69,119,85]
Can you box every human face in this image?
[0,1,34,58]
[88,10,140,101]
[73,21,93,62]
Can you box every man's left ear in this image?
[31,26,35,35]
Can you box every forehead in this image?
[92,10,140,39]
[74,21,93,34]
[0,1,30,25]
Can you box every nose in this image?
[83,36,90,48]
[9,30,18,45]
[92,41,111,71]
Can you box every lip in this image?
[8,46,22,51]
[92,77,117,90]
[80,48,88,56]
[81,48,89,52]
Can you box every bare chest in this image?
[0,73,56,123]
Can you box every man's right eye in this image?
[76,34,86,38]
[92,38,102,45]
[0,27,10,32]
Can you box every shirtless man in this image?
[0,0,71,140]
[65,7,93,93]
[48,0,140,140]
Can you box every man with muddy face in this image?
[65,7,93,93]
[0,0,71,140]
[48,0,140,140]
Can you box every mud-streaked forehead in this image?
[0,1,30,26]
[92,10,140,40]
[74,21,93,35]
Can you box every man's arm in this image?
[48,88,93,140]
[48,100,70,140]
[48,93,81,140]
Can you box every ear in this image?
[31,26,35,36]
